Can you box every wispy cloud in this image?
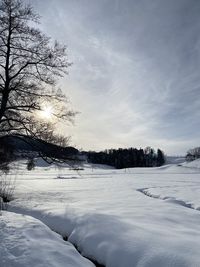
[30,0,200,154]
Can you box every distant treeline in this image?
[86,147,165,169]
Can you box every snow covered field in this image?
[1,159,200,267]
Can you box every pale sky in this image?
[29,0,200,155]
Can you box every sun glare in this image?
[40,105,54,120]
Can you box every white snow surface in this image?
[0,211,94,267]
[181,158,200,169]
[2,159,200,267]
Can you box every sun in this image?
[40,105,54,120]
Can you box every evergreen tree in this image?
[157,149,165,166]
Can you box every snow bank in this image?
[0,211,94,267]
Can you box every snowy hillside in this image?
[181,158,200,169]
[1,159,200,267]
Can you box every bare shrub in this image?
[0,164,16,211]
[27,158,35,171]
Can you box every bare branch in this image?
[0,0,75,162]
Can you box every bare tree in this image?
[0,0,74,139]
[27,120,71,146]
[186,147,200,161]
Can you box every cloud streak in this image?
[30,0,200,155]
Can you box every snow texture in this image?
[2,158,200,267]
[0,211,94,267]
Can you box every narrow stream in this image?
[63,236,105,267]
[137,188,199,211]
[7,206,106,267]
